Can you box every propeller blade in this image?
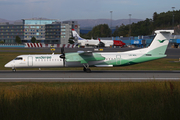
[60,47,65,67]
[61,47,64,55]
[63,59,65,67]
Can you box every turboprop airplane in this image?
[72,29,125,47]
[5,30,174,73]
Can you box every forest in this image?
[82,10,180,38]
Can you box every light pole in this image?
[110,11,113,36]
[129,14,131,37]
[110,11,113,28]
[172,7,175,28]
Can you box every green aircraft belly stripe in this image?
[96,55,165,67]
[95,45,168,66]
[130,55,165,64]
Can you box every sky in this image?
[0,0,179,21]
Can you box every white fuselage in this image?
[77,39,113,47]
[5,54,64,68]
[78,39,99,46]
[5,51,144,69]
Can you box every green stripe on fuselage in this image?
[95,45,167,66]
[147,45,168,55]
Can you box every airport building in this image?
[0,18,80,44]
[0,22,24,43]
[45,21,79,44]
[23,18,57,43]
[45,22,61,44]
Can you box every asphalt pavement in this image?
[0,70,180,82]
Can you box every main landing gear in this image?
[83,64,91,73]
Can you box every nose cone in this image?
[4,62,11,68]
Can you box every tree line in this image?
[81,24,111,39]
[83,10,180,38]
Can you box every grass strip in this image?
[0,82,180,120]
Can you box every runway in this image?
[0,70,180,82]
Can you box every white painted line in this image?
[0,78,179,80]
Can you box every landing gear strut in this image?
[83,64,91,73]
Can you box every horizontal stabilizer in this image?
[155,30,174,34]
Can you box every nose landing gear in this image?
[12,68,16,72]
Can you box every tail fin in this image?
[146,30,174,55]
[72,29,84,40]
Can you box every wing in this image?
[65,51,105,64]
[77,51,93,56]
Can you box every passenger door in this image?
[28,56,33,66]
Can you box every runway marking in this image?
[0,78,180,81]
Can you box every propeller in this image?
[60,47,65,67]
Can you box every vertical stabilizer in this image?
[146,30,174,55]
[72,29,84,40]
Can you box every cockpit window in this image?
[14,57,23,60]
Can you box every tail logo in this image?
[158,39,167,43]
